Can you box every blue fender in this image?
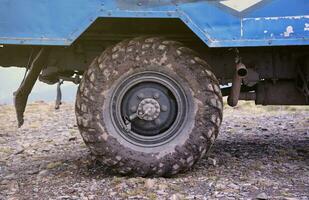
[0,0,308,47]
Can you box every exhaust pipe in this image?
[227,62,248,107]
[236,62,248,78]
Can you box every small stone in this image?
[243,152,249,157]
[38,170,49,177]
[170,193,184,200]
[57,196,71,200]
[186,195,204,200]
[4,173,16,180]
[69,136,77,141]
[186,156,193,163]
[144,179,156,189]
[158,184,168,190]
[46,161,62,169]
[228,183,240,190]
[88,195,96,200]
[256,192,268,200]
[57,128,64,132]
[42,147,51,152]
[208,157,217,166]
[156,190,168,195]
[215,183,226,190]
[27,169,40,175]
[110,192,117,196]
[0,138,6,144]
[14,148,24,155]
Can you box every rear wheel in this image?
[75,37,223,176]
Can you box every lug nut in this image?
[155,119,161,125]
[153,93,160,99]
[137,93,145,99]
[161,105,168,112]
[130,105,137,112]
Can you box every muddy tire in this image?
[75,37,223,176]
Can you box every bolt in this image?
[161,105,168,112]
[130,106,137,112]
[155,119,161,125]
[137,93,145,99]
[153,93,160,99]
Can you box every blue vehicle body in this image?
[0,0,309,47]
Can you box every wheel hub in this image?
[110,71,188,147]
[137,98,161,121]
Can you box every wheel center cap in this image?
[137,98,161,121]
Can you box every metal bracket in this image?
[54,74,81,110]
[14,48,51,127]
[55,80,64,110]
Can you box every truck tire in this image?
[75,37,223,176]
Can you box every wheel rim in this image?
[110,71,188,147]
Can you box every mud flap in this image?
[14,48,50,127]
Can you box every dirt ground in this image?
[0,101,308,200]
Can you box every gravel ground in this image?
[0,101,308,200]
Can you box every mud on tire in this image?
[75,37,223,176]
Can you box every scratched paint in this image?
[283,26,294,37]
[249,15,309,21]
[305,23,309,31]
[242,15,309,40]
